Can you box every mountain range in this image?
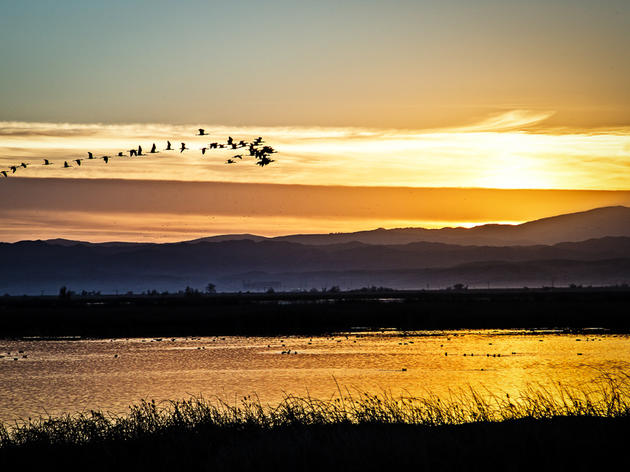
[1,206,629,294]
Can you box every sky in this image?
[1,1,629,241]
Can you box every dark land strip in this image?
[1,288,630,338]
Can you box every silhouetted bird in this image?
[1,171,7,178]
[20,162,28,168]
[233,154,242,159]
[231,143,238,149]
[239,140,246,147]
[150,143,158,153]
[256,156,274,167]
[87,152,94,159]
[227,136,233,145]
[102,156,109,163]
[43,159,52,165]
[201,147,207,155]
[197,129,207,136]
[10,166,17,173]
[117,152,124,157]
[180,142,187,152]
[210,142,218,149]
[64,161,71,168]
[74,159,82,166]
[226,158,236,164]
[137,145,143,156]
[166,141,173,151]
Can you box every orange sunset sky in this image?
[1,1,629,241]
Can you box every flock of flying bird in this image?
[0,129,277,178]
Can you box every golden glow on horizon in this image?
[1,178,629,243]
[0,208,528,243]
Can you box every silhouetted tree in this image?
[185,286,201,297]
[205,283,216,294]
[58,286,72,299]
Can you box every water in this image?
[1,329,629,423]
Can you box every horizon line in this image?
[3,204,627,245]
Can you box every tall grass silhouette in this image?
[2,370,629,448]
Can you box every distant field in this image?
[1,288,629,337]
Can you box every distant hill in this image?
[272,206,630,246]
[3,206,629,294]
[36,206,630,248]
[186,234,268,244]
[2,235,630,294]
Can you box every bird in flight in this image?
[226,158,236,164]
[227,136,233,146]
[74,159,83,166]
[233,155,242,160]
[180,142,187,153]
[1,171,7,178]
[150,143,158,154]
[129,149,138,157]
[87,152,94,159]
[43,159,52,165]
[166,141,173,151]
[9,166,17,173]
[201,147,207,155]
[102,156,109,164]
[117,152,124,157]
[197,129,207,136]
[256,156,275,167]
[137,145,143,156]
[64,161,71,168]
[20,162,28,169]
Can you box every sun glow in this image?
[1,113,630,191]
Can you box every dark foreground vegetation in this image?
[2,373,629,471]
[1,287,630,337]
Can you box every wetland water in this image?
[1,329,629,423]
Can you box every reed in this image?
[2,370,629,448]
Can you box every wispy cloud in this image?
[454,109,556,132]
[1,111,629,191]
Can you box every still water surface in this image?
[1,329,629,423]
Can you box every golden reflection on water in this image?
[0,329,628,422]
